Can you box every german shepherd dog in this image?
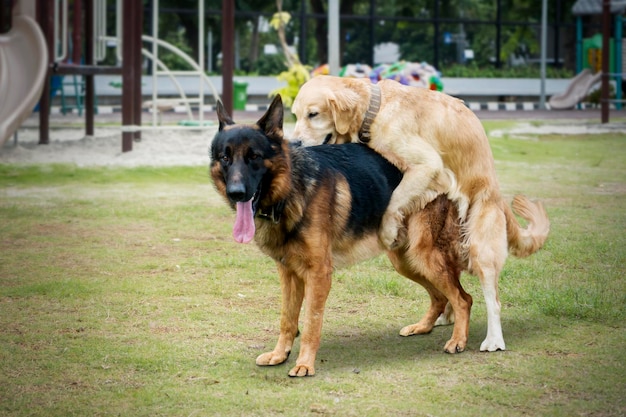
[210,95,475,377]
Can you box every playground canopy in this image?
[572,0,626,15]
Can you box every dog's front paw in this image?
[399,323,433,337]
[444,337,467,354]
[379,213,404,249]
[256,350,289,366]
[288,364,315,377]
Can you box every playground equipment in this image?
[149,1,212,127]
[572,0,625,116]
[37,0,143,151]
[102,34,220,124]
[108,1,220,128]
[548,69,602,110]
[0,1,47,147]
[34,0,219,151]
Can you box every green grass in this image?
[1,124,625,416]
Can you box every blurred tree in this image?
[148,0,578,73]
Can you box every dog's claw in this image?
[288,364,315,377]
[256,350,289,366]
[444,338,467,354]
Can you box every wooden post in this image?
[121,0,141,152]
[84,0,94,136]
[38,0,54,145]
[221,0,234,114]
[601,0,610,123]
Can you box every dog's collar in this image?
[257,200,285,224]
[358,83,381,143]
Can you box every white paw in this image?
[434,312,454,326]
[480,337,506,352]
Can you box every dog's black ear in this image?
[257,95,284,140]
[216,100,235,131]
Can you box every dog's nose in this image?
[226,183,247,202]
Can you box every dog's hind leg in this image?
[407,276,471,352]
[434,302,455,326]
[389,197,472,353]
[387,248,472,353]
[437,279,472,353]
[398,281,448,336]
[256,265,304,367]
[382,256,447,336]
[466,199,508,352]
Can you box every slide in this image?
[548,69,602,110]
[0,2,48,146]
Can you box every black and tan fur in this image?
[210,95,474,377]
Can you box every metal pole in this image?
[151,0,158,127]
[495,0,501,68]
[299,0,306,63]
[601,0,610,123]
[207,29,213,73]
[539,0,547,109]
[132,1,143,141]
[199,0,204,124]
[576,17,582,74]
[434,0,440,69]
[369,0,375,66]
[328,0,339,75]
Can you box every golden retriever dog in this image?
[290,75,550,352]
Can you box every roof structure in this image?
[572,0,626,15]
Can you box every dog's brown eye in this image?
[308,112,318,119]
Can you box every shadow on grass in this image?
[250,314,553,376]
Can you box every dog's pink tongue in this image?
[233,200,255,243]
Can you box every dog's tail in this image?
[504,195,550,258]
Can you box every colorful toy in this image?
[313,60,443,92]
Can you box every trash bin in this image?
[233,81,248,110]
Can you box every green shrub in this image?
[441,62,574,78]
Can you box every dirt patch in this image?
[1,124,296,167]
[489,121,626,139]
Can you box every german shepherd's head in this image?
[210,95,291,243]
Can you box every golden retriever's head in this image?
[291,76,368,146]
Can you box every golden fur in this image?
[291,76,551,351]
